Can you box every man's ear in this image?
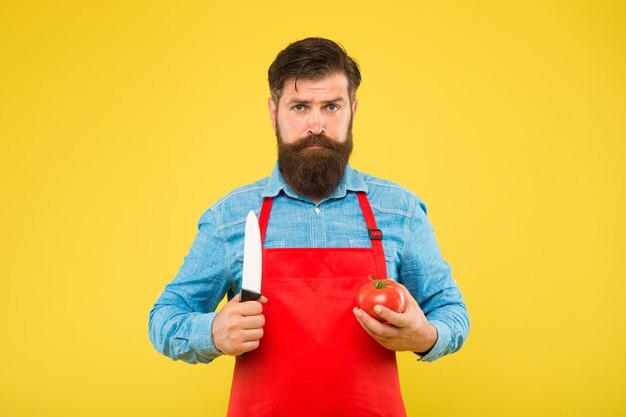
[351,98,358,120]
[268,97,277,133]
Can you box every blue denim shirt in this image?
[149,163,469,364]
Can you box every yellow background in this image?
[1,1,625,416]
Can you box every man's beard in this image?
[277,127,353,201]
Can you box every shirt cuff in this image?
[416,319,451,362]
[188,312,223,359]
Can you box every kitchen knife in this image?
[240,210,263,359]
[241,209,263,302]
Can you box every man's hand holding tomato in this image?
[353,282,438,354]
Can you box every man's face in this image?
[268,73,358,201]
[268,72,357,145]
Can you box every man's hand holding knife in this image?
[212,293,268,356]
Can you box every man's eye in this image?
[293,105,305,112]
[327,104,338,112]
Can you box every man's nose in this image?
[307,111,325,135]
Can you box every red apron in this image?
[227,192,407,417]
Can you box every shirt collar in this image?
[262,162,368,201]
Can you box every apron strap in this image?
[259,197,274,245]
[356,192,388,278]
[258,193,388,278]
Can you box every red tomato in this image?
[356,276,406,322]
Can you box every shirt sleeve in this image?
[399,196,470,362]
[148,208,233,364]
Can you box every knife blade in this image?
[241,210,263,302]
[239,210,263,359]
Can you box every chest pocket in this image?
[234,240,286,264]
[233,240,286,290]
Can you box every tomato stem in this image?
[368,274,390,289]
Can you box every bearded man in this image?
[149,37,469,417]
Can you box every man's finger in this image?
[238,300,264,316]
[353,307,396,338]
[241,314,265,329]
[353,308,378,339]
[241,328,264,342]
[239,340,260,354]
[373,304,408,328]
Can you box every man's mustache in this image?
[291,134,340,151]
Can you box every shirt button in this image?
[314,207,320,214]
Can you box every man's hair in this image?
[268,37,361,104]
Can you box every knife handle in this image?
[239,289,263,359]
[240,289,262,302]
